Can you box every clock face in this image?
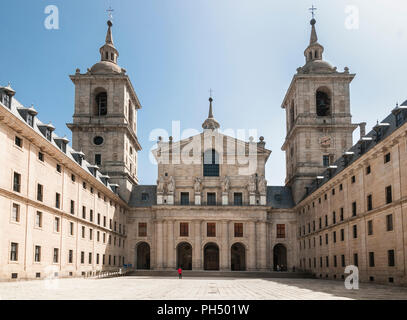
[320,136,332,147]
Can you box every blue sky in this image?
[2,0,407,186]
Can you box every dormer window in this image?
[3,94,10,108]
[27,114,34,127]
[45,129,52,141]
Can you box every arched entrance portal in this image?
[231,243,246,271]
[204,243,219,270]
[136,242,150,270]
[177,242,192,270]
[273,244,287,271]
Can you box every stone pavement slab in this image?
[0,276,407,300]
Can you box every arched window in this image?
[96,92,107,116]
[314,51,318,59]
[203,149,219,177]
[316,89,331,117]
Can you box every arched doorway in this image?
[204,243,219,270]
[177,242,192,270]
[136,242,150,270]
[231,243,246,271]
[273,244,287,271]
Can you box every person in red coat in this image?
[178,268,182,279]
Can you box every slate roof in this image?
[301,103,407,202]
[266,186,295,209]
[0,91,119,195]
[128,185,157,207]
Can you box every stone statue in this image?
[167,176,175,194]
[222,176,230,193]
[157,175,165,193]
[194,177,202,193]
[248,174,257,193]
[258,175,267,194]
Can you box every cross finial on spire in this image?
[209,88,213,99]
[107,6,114,21]
[309,5,317,19]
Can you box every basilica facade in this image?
[1,17,407,285]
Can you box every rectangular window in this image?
[352,202,357,216]
[96,253,100,265]
[180,192,190,205]
[369,252,375,267]
[341,255,345,267]
[34,246,41,262]
[388,250,395,267]
[81,226,85,238]
[97,213,101,225]
[10,243,18,261]
[97,231,100,242]
[35,211,42,228]
[325,233,328,245]
[89,229,93,240]
[13,172,21,193]
[276,224,285,238]
[12,203,20,222]
[90,210,93,222]
[138,223,147,237]
[234,193,243,206]
[351,175,356,183]
[70,200,75,214]
[340,208,344,221]
[38,152,44,162]
[353,225,357,238]
[332,211,336,224]
[333,231,336,243]
[36,184,43,202]
[340,229,344,241]
[71,174,76,182]
[326,256,329,267]
[203,149,219,177]
[103,216,106,227]
[141,193,149,201]
[207,223,216,237]
[323,155,330,167]
[384,153,391,163]
[386,186,392,204]
[54,217,60,232]
[53,248,59,263]
[95,154,101,166]
[69,222,74,236]
[366,165,371,175]
[354,253,359,267]
[368,220,373,235]
[386,214,393,231]
[333,255,337,267]
[89,253,92,264]
[325,215,328,226]
[180,222,189,237]
[82,206,86,219]
[15,136,22,147]
[234,223,243,237]
[367,194,373,211]
[207,193,216,206]
[68,250,73,263]
[81,251,85,264]
[56,164,61,173]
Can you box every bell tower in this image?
[67,20,142,201]
[281,17,358,204]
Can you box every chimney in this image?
[359,122,366,139]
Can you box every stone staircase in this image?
[128,270,313,278]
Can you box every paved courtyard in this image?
[1,276,407,300]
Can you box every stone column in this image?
[167,220,175,270]
[220,221,229,270]
[193,220,202,270]
[256,221,267,270]
[248,221,256,270]
[156,220,164,269]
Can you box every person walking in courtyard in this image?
[178,267,182,279]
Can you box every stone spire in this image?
[90,20,122,74]
[99,20,119,64]
[202,96,220,130]
[304,18,324,63]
